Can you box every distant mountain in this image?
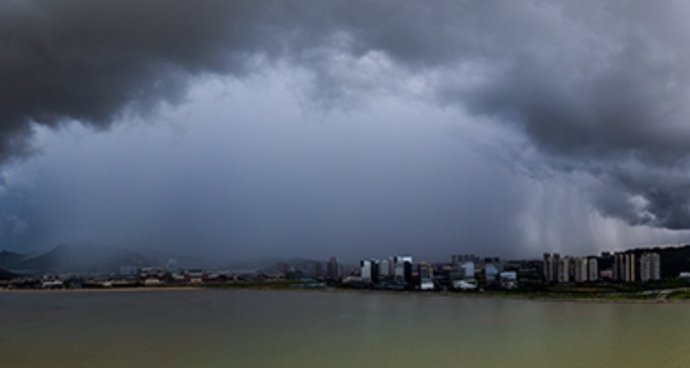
[655,245,690,278]
[0,267,17,280]
[138,248,213,269]
[0,250,26,269]
[219,256,283,272]
[254,257,325,274]
[9,243,156,274]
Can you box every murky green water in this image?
[1,289,689,367]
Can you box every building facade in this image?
[639,253,661,282]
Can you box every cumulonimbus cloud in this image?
[2,0,690,229]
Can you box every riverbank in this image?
[0,286,201,294]
[3,283,690,304]
[207,282,690,305]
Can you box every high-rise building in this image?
[650,253,660,281]
[378,258,391,280]
[640,253,661,282]
[404,262,413,284]
[626,253,636,282]
[393,256,413,284]
[613,253,622,281]
[452,254,478,264]
[558,256,570,283]
[371,260,380,284]
[484,263,499,285]
[587,257,599,282]
[573,257,588,283]
[543,253,560,283]
[544,253,600,284]
[360,260,372,282]
[614,252,637,282]
[599,252,614,280]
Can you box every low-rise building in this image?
[499,271,517,289]
[418,261,434,290]
[452,279,478,290]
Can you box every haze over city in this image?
[2,0,690,262]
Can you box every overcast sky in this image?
[2,0,690,261]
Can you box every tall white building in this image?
[378,258,391,280]
[640,253,661,282]
[587,257,598,282]
[393,256,413,283]
[626,253,636,282]
[573,257,588,283]
[360,260,372,282]
[543,253,560,283]
[614,253,637,282]
[558,256,570,283]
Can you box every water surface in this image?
[1,289,688,367]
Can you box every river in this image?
[1,289,688,367]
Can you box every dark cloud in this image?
[592,168,690,229]
[2,0,690,231]
[427,1,690,229]
[0,0,275,158]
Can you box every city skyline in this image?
[1,239,684,274]
[4,238,689,266]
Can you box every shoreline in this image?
[301,287,690,305]
[0,286,202,294]
[2,284,690,305]
[207,284,690,305]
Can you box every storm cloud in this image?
[2,0,690,249]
